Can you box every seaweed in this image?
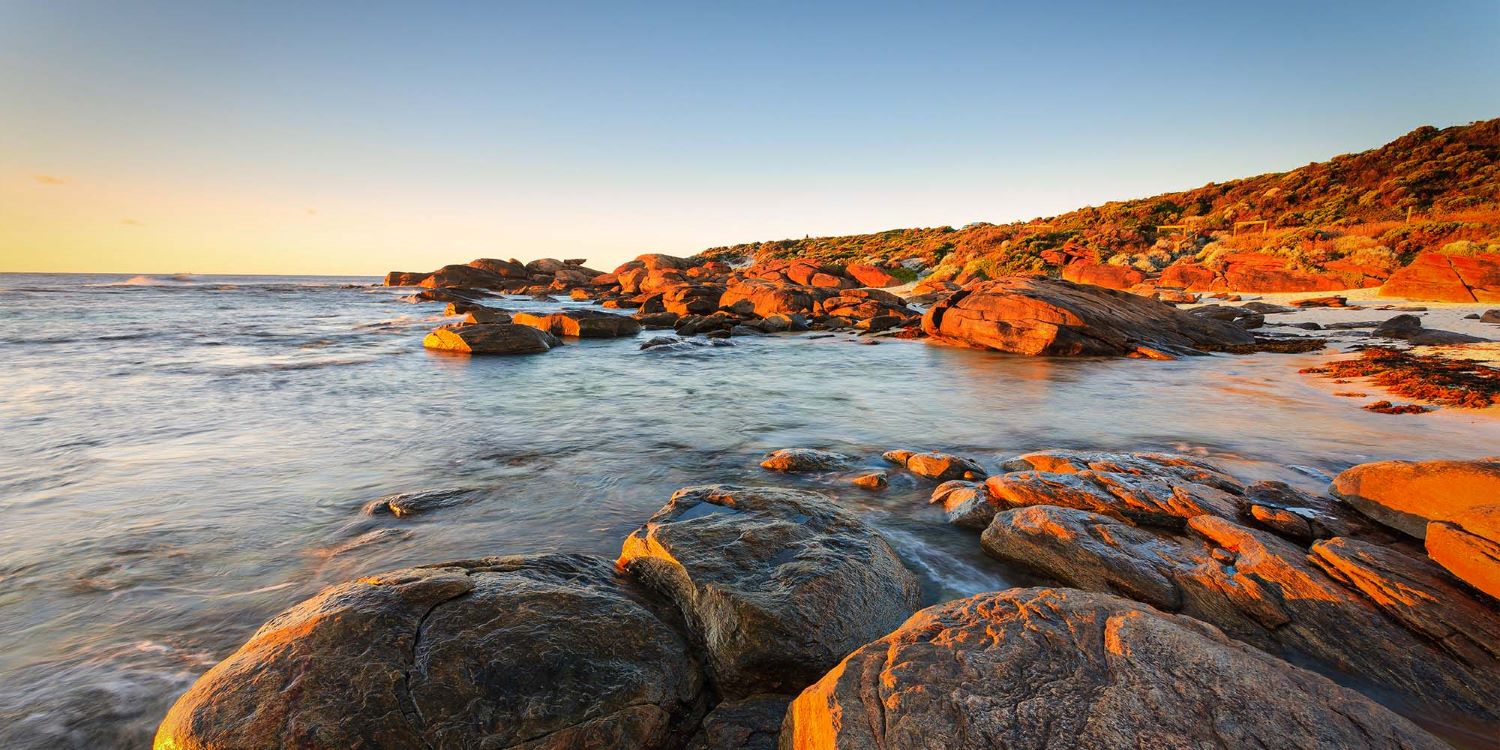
[1305,347,1500,409]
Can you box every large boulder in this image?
[781,587,1444,750]
[759,448,851,472]
[1331,458,1500,538]
[686,695,788,750]
[1060,259,1144,290]
[719,280,819,318]
[920,277,1254,357]
[844,263,901,288]
[979,506,1500,722]
[422,323,560,354]
[617,485,922,698]
[1382,252,1500,303]
[417,264,508,289]
[467,257,530,278]
[1426,505,1500,601]
[512,309,643,338]
[663,285,724,316]
[155,554,708,750]
[383,270,430,286]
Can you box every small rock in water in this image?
[760,448,852,472]
[361,488,482,517]
[851,471,888,490]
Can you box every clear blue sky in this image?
[2,0,1497,274]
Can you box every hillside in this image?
[699,119,1500,286]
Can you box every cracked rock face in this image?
[153,554,707,750]
[920,277,1255,357]
[618,485,921,699]
[979,505,1500,723]
[782,587,1445,750]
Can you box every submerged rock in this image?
[759,448,852,472]
[782,587,1444,749]
[849,471,888,490]
[920,277,1255,357]
[929,480,995,529]
[617,485,921,698]
[1331,458,1500,538]
[361,488,480,518]
[155,554,708,750]
[422,323,560,354]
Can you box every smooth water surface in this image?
[2,272,1497,748]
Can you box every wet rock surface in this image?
[155,554,709,750]
[422,322,560,354]
[1332,458,1500,537]
[782,587,1445,750]
[759,448,852,472]
[617,485,922,698]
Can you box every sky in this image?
[2,1,1497,276]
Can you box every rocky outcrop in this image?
[920,277,1255,357]
[1158,253,1387,294]
[383,270,430,286]
[417,264,509,290]
[979,505,1500,722]
[781,587,1444,749]
[467,257,530,279]
[1331,458,1500,538]
[1426,505,1500,601]
[759,448,851,472]
[719,280,819,318]
[617,485,921,698]
[512,309,643,338]
[422,323,560,354]
[1382,252,1500,303]
[155,554,708,750]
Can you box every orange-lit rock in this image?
[884,449,986,481]
[154,555,708,750]
[979,505,1500,721]
[1382,252,1500,303]
[511,309,643,338]
[617,485,921,698]
[1426,505,1500,601]
[422,323,559,354]
[781,587,1444,750]
[844,263,901,288]
[1061,259,1144,290]
[1331,459,1500,538]
[920,277,1253,357]
[383,270,431,286]
[417,264,508,289]
[719,279,820,317]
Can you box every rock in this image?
[781,587,1444,750]
[663,285,724,316]
[979,506,1500,721]
[1374,314,1424,337]
[1188,303,1264,329]
[155,554,708,750]
[844,263,901,288]
[921,277,1254,357]
[467,257,530,278]
[422,323,560,354]
[361,488,481,517]
[759,448,852,472]
[383,270,430,286]
[461,306,509,324]
[618,485,921,697]
[685,695,788,750]
[1240,300,1297,314]
[635,311,681,329]
[1426,505,1500,601]
[1290,295,1348,308]
[1407,328,1490,345]
[1153,288,1199,304]
[1310,536,1500,665]
[929,480,995,529]
[985,455,1242,529]
[1331,459,1500,538]
[1000,449,1244,491]
[417,264,508,289]
[719,280,819,318]
[884,450,986,481]
[850,471,887,490]
[729,325,764,337]
[1482,309,1500,324]
[1382,252,1500,303]
[1061,259,1144,290]
[756,313,809,332]
[512,309,643,338]
[1241,480,1371,542]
